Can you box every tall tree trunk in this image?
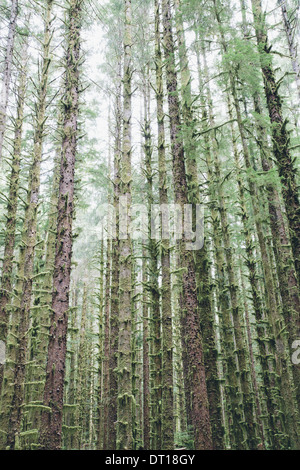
[278,0,300,99]
[240,0,300,424]
[174,0,223,449]
[0,1,54,449]
[102,106,112,450]
[161,0,213,450]
[142,244,150,450]
[107,61,122,450]
[96,242,105,450]
[0,32,27,395]
[39,0,82,450]
[117,0,133,450]
[142,79,162,450]
[154,0,173,450]
[0,0,18,162]
[251,0,300,281]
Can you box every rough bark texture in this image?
[279,0,300,99]
[196,43,243,449]
[102,107,112,451]
[142,245,150,450]
[0,33,27,396]
[175,0,223,450]
[117,0,133,450]
[142,81,162,450]
[0,0,18,162]
[154,0,173,450]
[39,0,82,450]
[107,61,122,450]
[251,0,300,282]
[0,1,54,449]
[161,0,213,450]
[239,2,300,445]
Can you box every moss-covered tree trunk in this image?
[142,244,150,450]
[117,0,133,450]
[161,0,212,450]
[154,0,173,450]
[251,0,300,281]
[102,107,112,450]
[142,79,162,450]
[96,242,105,450]
[196,41,243,449]
[108,61,122,450]
[174,0,223,449]
[0,0,18,162]
[278,0,300,99]
[75,285,88,449]
[39,0,82,450]
[0,1,54,449]
[0,34,27,395]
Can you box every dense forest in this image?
[0,0,299,452]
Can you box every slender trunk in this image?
[154,0,173,450]
[1,1,54,448]
[161,0,212,450]
[142,81,162,450]
[103,107,112,450]
[174,0,223,449]
[142,245,150,450]
[117,0,133,450]
[39,0,82,450]
[107,63,122,450]
[76,285,88,449]
[251,0,300,281]
[97,242,105,449]
[278,0,300,99]
[239,259,265,449]
[0,0,18,162]
[0,34,28,394]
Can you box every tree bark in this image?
[0,31,27,396]
[0,0,18,162]
[251,0,300,281]
[154,0,173,450]
[39,0,82,450]
[161,0,213,450]
[278,0,300,99]
[117,0,133,450]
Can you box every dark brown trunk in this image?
[40,0,82,450]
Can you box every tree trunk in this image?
[174,0,223,449]
[117,0,133,450]
[0,0,18,162]
[107,60,122,450]
[278,0,300,99]
[39,0,82,450]
[161,0,213,450]
[0,1,54,448]
[154,0,173,450]
[0,32,27,395]
[251,0,300,281]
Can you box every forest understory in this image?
[0,0,299,451]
